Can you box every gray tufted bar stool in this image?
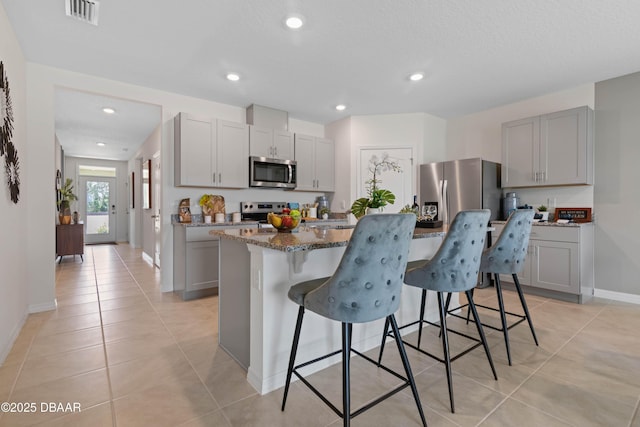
[443,209,538,366]
[476,209,538,365]
[378,209,497,414]
[281,214,427,427]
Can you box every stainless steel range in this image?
[241,201,287,227]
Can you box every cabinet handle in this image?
[219,173,222,184]
[541,171,546,182]
[316,179,319,188]
[212,173,216,183]
[274,146,278,157]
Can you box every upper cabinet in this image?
[174,113,249,188]
[249,125,294,160]
[502,106,593,188]
[294,134,335,192]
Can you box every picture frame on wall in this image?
[142,159,151,209]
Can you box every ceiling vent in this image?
[65,0,100,26]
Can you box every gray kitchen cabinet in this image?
[173,224,258,300]
[294,134,335,191]
[502,106,593,187]
[174,113,248,188]
[491,223,594,303]
[249,125,293,160]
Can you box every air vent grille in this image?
[65,0,100,26]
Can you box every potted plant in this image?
[537,204,549,221]
[57,178,77,225]
[350,153,401,219]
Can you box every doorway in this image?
[79,176,117,244]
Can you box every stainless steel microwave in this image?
[249,156,297,189]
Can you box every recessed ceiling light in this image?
[285,15,304,29]
[96,142,105,147]
[102,107,115,114]
[409,73,424,82]
[226,73,240,82]
[335,104,346,111]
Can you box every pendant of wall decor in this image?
[4,140,19,203]
[0,61,14,157]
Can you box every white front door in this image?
[80,176,117,244]
[358,148,414,213]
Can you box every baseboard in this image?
[0,308,29,365]
[594,289,640,305]
[28,298,58,313]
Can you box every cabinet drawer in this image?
[529,226,579,243]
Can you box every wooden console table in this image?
[56,223,84,263]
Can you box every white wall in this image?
[0,1,29,363]
[594,71,640,296]
[326,112,447,218]
[446,84,595,210]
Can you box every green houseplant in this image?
[57,178,78,224]
[350,153,401,219]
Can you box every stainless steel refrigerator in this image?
[419,158,502,224]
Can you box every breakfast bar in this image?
[216,224,446,394]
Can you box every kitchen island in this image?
[216,224,447,394]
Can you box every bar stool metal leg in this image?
[282,306,305,411]
[513,274,539,345]
[494,275,512,365]
[418,289,427,348]
[437,292,455,413]
[342,322,351,427]
[466,290,498,381]
[389,314,428,427]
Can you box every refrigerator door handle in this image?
[442,179,448,224]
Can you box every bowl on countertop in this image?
[267,212,301,232]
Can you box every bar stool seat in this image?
[378,209,497,414]
[281,213,427,427]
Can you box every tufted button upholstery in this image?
[288,213,416,323]
[480,210,534,275]
[405,209,491,293]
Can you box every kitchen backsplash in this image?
[504,184,594,211]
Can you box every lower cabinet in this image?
[173,224,258,300]
[56,223,84,262]
[491,223,594,303]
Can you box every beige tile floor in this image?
[1,244,639,426]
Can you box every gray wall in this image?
[594,71,640,296]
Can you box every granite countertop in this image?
[172,220,260,228]
[215,225,446,253]
[491,220,593,227]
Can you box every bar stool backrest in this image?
[405,210,491,292]
[304,213,416,324]
[480,210,535,275]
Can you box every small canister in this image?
[232,212,241,223]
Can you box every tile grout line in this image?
[88,246,119,427]
[108,245,232,424]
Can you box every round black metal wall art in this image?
[0,60,19,203]
[0,60,14,157]
[4,140,19,203]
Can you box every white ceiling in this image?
[4,0,640,159]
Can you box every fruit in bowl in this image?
[267,212,301,232]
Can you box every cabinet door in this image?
[540,106,591,185]
[217,120,249,188]
[273,130,294,160]
[314,137,335,191]
[175,113,215,187]
[249,126,273,158]
[530,240,580,294]
[185,240,220,292]
[294,134,316,191]
[501,116,540,187]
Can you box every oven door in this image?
[250,157,297,189]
